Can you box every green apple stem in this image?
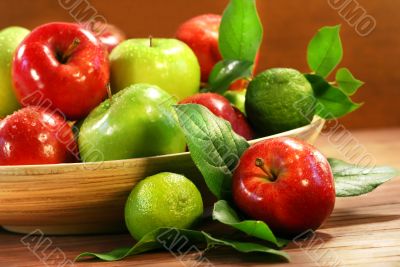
[62,38,81,63]
[149,35,153,47]
[255,158,275,181]
[106,83,113,103]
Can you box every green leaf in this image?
[75,228,183,261]
[174,104,249,199]
[336,68,364,96]
[76,227,289,262]
[212,200,288,247]
[219,0,263,62]
[208,60,253,94]
[307,25,343,78]
[306,74,361,119]
[202,232,289,260]
[329,158,399,197]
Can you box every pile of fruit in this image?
[0,0,397,263]
[0,5,362,165]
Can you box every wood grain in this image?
[0,128,398,266]
[0,0,399,129]
[0,118,324,235]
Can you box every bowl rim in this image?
[0,117,325,173]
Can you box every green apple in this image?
[78,84,186,162]
[224,89,247,115]
[0,26,30,117]
[110,38,200,101]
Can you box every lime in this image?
[124,172,203,240]
[245,68,315,135]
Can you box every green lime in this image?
[125,172,203,240]
[245,68,315,135]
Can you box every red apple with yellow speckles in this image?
[12,22,109,120]
[0,106,78,165]
[232,137,336,237]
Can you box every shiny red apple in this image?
[85,22,126,53]
[0,106,78,165]
[232,137,336,237]
[179,93,254,140]
[176,14,222,83]
[12,22,109,120]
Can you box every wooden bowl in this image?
[0,118,325,235]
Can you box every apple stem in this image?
[149,35,153,47]
[255,158,275,181]
[62,38,81,63]
[106,83,113,103]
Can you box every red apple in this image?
[232,107,255,141]
[12,22,109,120]
[232,137,335,237]
[0,106,78,165]
[179,93,254,140]
[83,22,126,53]
[176,14,221,83]
[176,14,259,87]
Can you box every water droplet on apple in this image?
[38,133,48,143]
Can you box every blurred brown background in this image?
[0,0,398,129]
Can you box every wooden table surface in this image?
[1,128,399,267]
